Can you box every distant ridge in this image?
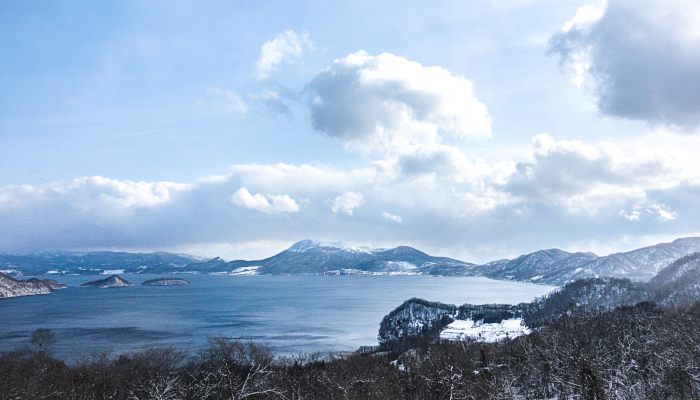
[0,251,199,276]
[2,237,700,285]
[478,237,700,284]
[190,237,700,284]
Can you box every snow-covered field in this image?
[229,266,261,276]
[325,268,420,276]
[101,269,125,275]
[440,318,530,343]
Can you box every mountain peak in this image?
[289,239,330,252]
[672,237,700,246]
[287,239,365,253]
[536,248,569,256]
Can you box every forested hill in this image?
[379,252,700,344]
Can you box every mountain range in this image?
[0,251,199,277]
[185,239,475,276]
[2,237,700,285]
[477,237,700,284]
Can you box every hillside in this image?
[477,237,700,284]
[379,253,700,345]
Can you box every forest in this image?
[2,300,699,399]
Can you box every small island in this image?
[0,272,66,298]
[141,277,190,286]
[80,275,132,288]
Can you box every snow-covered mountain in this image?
[477,249,597,282]
[478,237,700,284]
[192,239,476,276]
[648,253,700,307]
[0,272,65,298]
[232,237,700,281]
[568,237,700,282]
[3,237,700,283]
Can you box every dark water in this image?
[0,275,554,359]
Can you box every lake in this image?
[0,275,555,359]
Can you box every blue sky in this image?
[2,0,700,261]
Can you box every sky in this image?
[2,0,700,262]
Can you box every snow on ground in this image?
[383,261,418,272]
[440,318,531,343]
[101,269,125,275]
[325,268,419,276]
[230,266,261,276]
[1,269,19,275]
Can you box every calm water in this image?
[0,275,554,359]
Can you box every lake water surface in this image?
[0,275,555,359]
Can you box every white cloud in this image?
[231,187,299,214]
[330,191,365,215]
[206,87,249,114]
[649,203,678,222]
[382,211,402,223]
[551,0,700,128]
[619,206,641,222]
[250,89,292,114]
[307,51,491,155]
[0,176,192,211]
[224,163,375,195]
[256,30,311,79]
[396,143,476,180]
[619,202,678,222]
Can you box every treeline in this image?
[2,301,700,399]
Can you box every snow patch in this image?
[325,268,419,276]
[101,269,125,275]
[288,239,379,254]
[384,261,418,271]
[230,266,261,276]
[440,318,530,343]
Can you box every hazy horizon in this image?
[4,235,700,266]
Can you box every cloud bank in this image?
[231,187,299,214]
[551,0,700,128]
[1,131,698,260]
